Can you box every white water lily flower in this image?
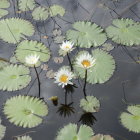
[60,41,74,53]
[54,67,74,88]
[25,54,40,65]
[76,53,96,69]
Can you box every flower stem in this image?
[83,69,87,98]
[34,66,41,98]
[67,53,73,71]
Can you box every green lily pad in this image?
[15,40,51,67]
[106,18,140,46]
[0,64,31,91]
[66,21,107,48]
[73,49,115,84]
[4,95,48,128]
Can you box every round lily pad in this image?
[4,95,48,128]
[73,49,115,84]
[0,64,31,91]
[15,40,51,67]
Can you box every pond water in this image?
[0,0,140,140]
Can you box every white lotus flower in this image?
[54,67,74,88]
[25,54,40,65]
[60,41,74,53]
[76,53,96,69]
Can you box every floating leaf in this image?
[66,21,107,48]
[54,36,65,44]
[0,0,10,9]
[46,69,55,79]
[53,28,62,36]
[0,117,6,140]
[106,18,140,46]
[4,95,48,128]
[15,40,51,67]
[49,5,65,17]
[73,49,115,84]
[91,134,115,140]
[17,135,32,140]
[18,0,36,12]
[41,64,49,71]
[80,96,100,113]
[32,6,49,21]
[0,0,10,18]
[0,18,35,44]
[0,9,8,18]
[53,57,63,64]
[0,64,31,91]
[56,123,94,140]
[120,105,140,133]
[9,55,19,64]
[102,43,114,52]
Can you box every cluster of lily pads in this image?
[0,0,140,139]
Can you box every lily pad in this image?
[15,40,51,67]
[73,49,115,84]
[4,95,48,128]
[0,64,31,91]
[66,21,107,48]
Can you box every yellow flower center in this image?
[65,46,70,49]
[59,74,68,83]
[81,60,91,68]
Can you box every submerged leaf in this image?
[106,18,140,46]
[0,18,35,44]
[18,0,36,11]
[73,49,115,84]
[120,105,140,133]
[46,69,55,79]
[56,123,94,140]
[53,28,62,36]
[66,21,107,48]
[4,95,48,128]
[49,5,65,17]
[15,40,51,67]
[32,6,49,21]
[80,96,100,113]
[54,36,65,44]
[0,64,31,91]
[102,43,114,52]
[53,57,63,64]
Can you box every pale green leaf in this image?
[4,95,48,128]
[66,21,107,48]
[106,18,140,46]
[0,64,31,91]
[15,40,51,67]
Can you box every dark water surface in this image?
[0,0,140,140]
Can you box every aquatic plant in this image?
[73,49,115,84]
[66,21,107,48]
[80,96,100,113]
[0,0,10,18]
[54,66,75,88]
[49,5,65,17]
[32,6,49,21]
[4,95,48,128]
[0,118,6,140]
[91,134,115,140]
[120,105,140,133]
[16,135,32,140]
[56,123,94,140]
[0,18,34,44]
[15,40,51,67]
[18,0,36,12]
[106,18,140,46]
[0,64,31,91]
